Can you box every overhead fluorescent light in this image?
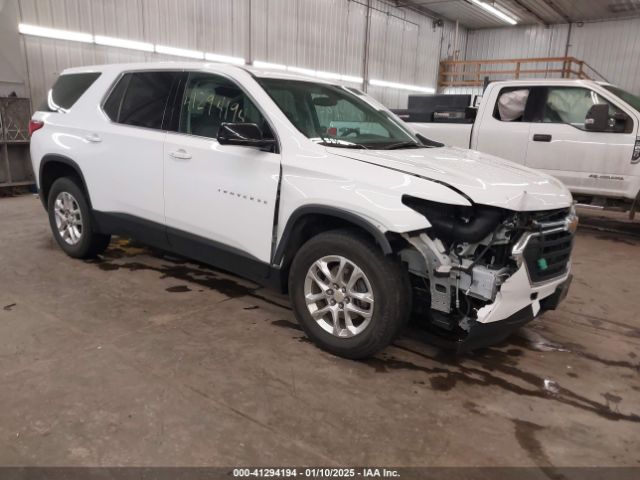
[369,79,435,94]
[155,45,204,59]
[470,0,518,25]
[18,23,93,43]
[253,60,287,70]
[204,52,245,65]
[94,35,153,52]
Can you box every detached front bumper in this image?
[458,274,572,352]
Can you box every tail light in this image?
[29,119,44,136]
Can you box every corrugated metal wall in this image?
[14,0,462,109]
[570,18,640,95]
[460,17,640,96]
[465,24,569,63]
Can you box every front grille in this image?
[524,208,571,225]
[522,229,573,283]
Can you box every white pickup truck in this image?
[405,80,640,217]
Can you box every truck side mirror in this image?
[465,107,478,120]
[584,104,609,132]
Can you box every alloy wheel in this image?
[54,191,83,245]
[304,255,375,337]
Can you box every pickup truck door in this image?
[471,86,533,165]
[525,86,637,198]
[163,71,280,270]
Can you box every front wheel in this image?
[289,230,411,359]
[47,177,111,258]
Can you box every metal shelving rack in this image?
[0,97,35,188]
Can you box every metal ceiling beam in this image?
[506,0,549,25]
[392,1,445,20]
[540,0,573,23]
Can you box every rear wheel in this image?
[47,177,111,258]
[289,230,410,359]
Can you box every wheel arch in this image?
[271,205,405,293]
[39,155,91,209]
[273,205,393,263]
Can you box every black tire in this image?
[47,177,111,258]
[288,229,411,359]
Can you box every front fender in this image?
[275,151,471,261]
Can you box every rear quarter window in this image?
[40,72,101,112]
[103,71,180,130]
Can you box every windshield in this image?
[603,85,640,112]
[258,78,425,149]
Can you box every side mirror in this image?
[465,107,478,120]
[217,123,275,148]
[584,104,609,132]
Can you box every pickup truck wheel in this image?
[289,230,410,359]
[47,177,111,258]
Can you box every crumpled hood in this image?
[330,146,572,211]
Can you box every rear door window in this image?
[42,72,101,112]
[104,71,181,130]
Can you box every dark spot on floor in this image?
[602,392,622,407]
[362,355,449,376]
[3,303,16,311]
[562,342,640,372]
[429,375,457,391]
[512,419,562,475]
[97,262,119,271]
[375,345,640,423]
[166,285,191,293]
[296,336,312,344]
[271,319,302,331]
[244,305,259,310]
[463,401,482,414]
[567,372,578,378]
[86,243,291,310]
[595,235,637,246]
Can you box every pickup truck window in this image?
[603,85,640,112]
[179,72,271,139]
[258,78,420,149]
[494,88,530,122]
[542,87,626,132]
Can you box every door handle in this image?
[84,133,102,143]
[169,149,192,160]
[533,134,552,142]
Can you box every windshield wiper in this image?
[381,141,424,150]
[318,141,369,149]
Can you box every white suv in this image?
[30,62,577,359]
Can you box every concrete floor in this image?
[0,195,639,468]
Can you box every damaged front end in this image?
[399,196,578,351]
